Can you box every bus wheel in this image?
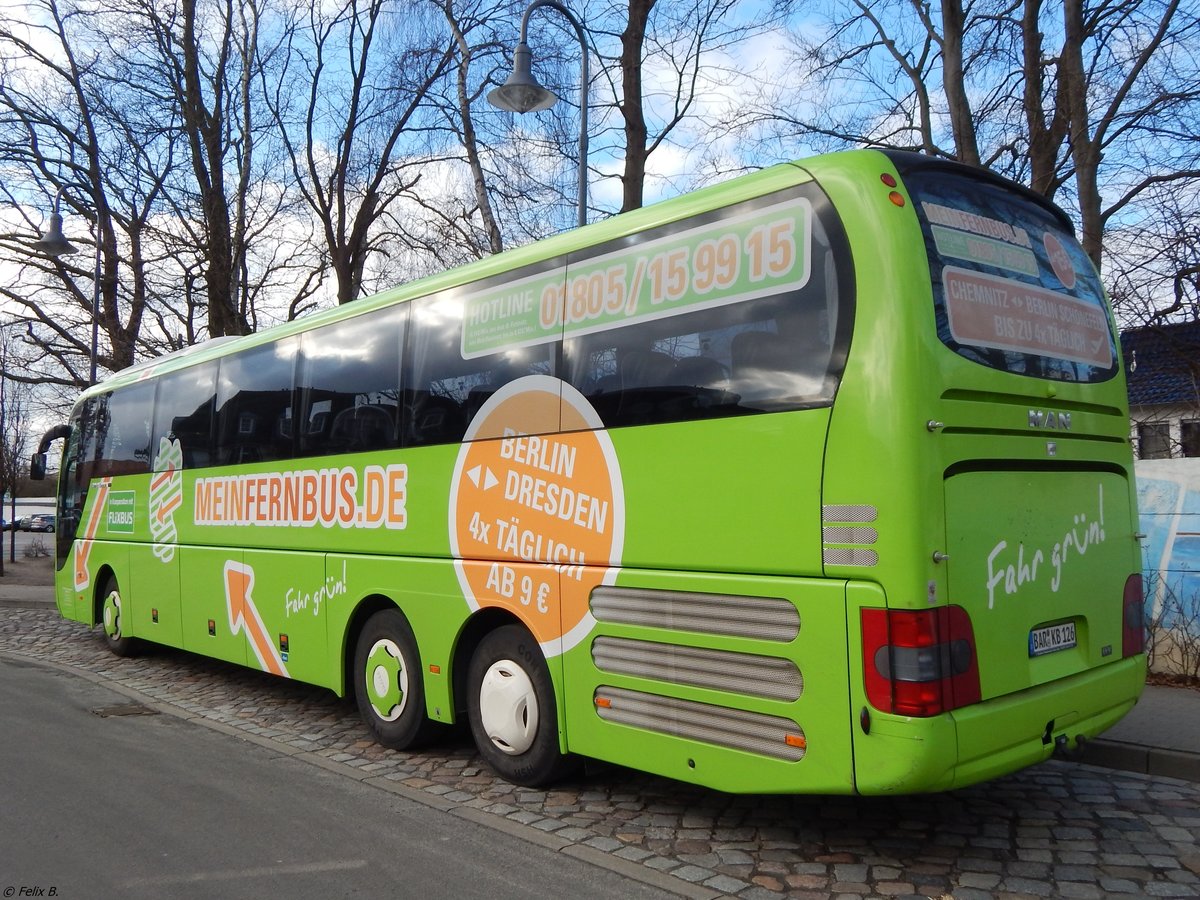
[354,609,442,750]
[99,576,139,657]
[466,624,577,787]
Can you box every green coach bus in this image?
[33,149,1146,794]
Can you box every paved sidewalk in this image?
[0,582,53,609]
[2,578,1197,784]
[1080,683,1200,783]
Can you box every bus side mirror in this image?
[31,423,71,480]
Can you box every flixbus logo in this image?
[1028,409,1071,430]
[105,491,136,534]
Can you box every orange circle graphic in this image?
[449,376,624,653]
[1044,232,1077,290]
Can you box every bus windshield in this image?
[901,164,1117,383]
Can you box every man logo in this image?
[1028,409,1072,431]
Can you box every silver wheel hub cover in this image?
[478,659,539,755]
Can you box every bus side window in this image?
[404,291,554,446]
[297,306,405,458]
[92,381,155,479]
[564,288,836,429]
[214,338,299,466]
[151,361,217,470]
[560,185,849,428]
[61,401,92,513]
[729,299,831,407]
[55,403,91,562]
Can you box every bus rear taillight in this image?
[861,606,981,717]
[1122,574,1145,658]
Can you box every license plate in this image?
[1029,621,1077,657]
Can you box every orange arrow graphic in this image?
[74,478,112,592]
[150,463,176,492]
[155,492,182,524]
[223,561,289,677]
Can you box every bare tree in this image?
[413,0,579,266]
[170,0,293,335]
[740,0,1200,314]
[0,0,167,384]
[588,0,786,211]
[143,0,327,333]
[1107,185,1200,327]
[0,0,328,391]
[438,0,507,256]
[0,325,32,568]
[268,0,456,304]
[1060,0,1200,270]
[741,0,950,157]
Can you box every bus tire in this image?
[99,575,140,657]
[466,624,577,787]
[354,609,442,750]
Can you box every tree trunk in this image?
[181,0,249,337]
[1021,0,1068,197]
[940,0,980,166]
[620,0,655,213]
[445,4,503,255]
[1061,0,1104,269]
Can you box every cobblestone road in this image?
[2,608,1198,899]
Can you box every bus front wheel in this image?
[354,609,442,750]
[99,575,140,657]
[466,624,577,787]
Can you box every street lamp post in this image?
[32,189,103,385]
[488,0,589,229]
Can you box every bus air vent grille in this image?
[822,504,879,567]
[591,636,802,701]
[590,587,800,642]
[822,526,878,544]
[822,547,879,567]
[594,686,805,761]
[822,504,877,523]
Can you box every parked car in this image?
[29,514,55,533]
[16,515,35,531]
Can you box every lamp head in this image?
[487,41,558,113]
[32,211,78,257]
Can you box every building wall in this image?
[1131,403,1200,460]
[1136,458,1200,673]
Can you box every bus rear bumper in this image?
[853,656,1146,794]
[948,655,1146,790]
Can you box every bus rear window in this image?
[902,167,1117,383]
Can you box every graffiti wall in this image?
[1137,458,1200,626]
